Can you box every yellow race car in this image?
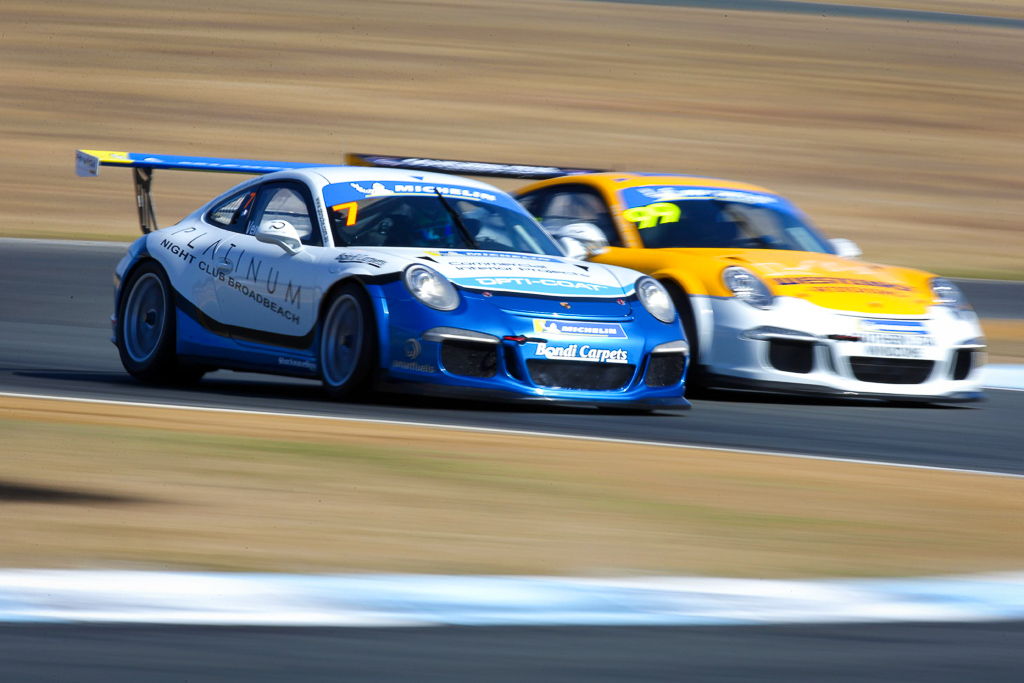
[347,154,986,402]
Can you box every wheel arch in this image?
[318,275,389,371]
[114,254,165,344]
[650,270,715,371]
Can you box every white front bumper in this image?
[696,295,985,400]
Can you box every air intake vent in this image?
[951,349,976,380]
[849,357,933,384]
[527,360,635,391]
[645,354,685,387]
[768,340,814,374]
[441,340,497,378]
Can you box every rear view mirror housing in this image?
[543,221,609,259]
[256,220,303,254]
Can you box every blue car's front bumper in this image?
[372,285,690,409]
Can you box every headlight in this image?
[930,277,970,310]
[404,264,460,311]
[636,277,676,324]
[722,266,774,309]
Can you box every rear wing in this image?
[77,148,605,234]
[344,153,605,180]
[75,149,325,234]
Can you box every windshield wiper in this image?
[432,190,477,248]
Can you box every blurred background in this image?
[2,0,1021,277]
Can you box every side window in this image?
[250,183,321,246]
[207,190,256,233]
[515,190,547,217]
[537,186,621,247]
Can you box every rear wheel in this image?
[117,261,198,384]
[319,283,377,400]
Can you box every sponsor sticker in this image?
[859,319,928,334]
[430,250,564,264]
[532,319,626,339]
[623,186,779,208]
[856,319,934,358]
[533,343,629,364]
[392,360,436,373]
[277,357,316,371]
[773,276,913,293]
[335,252,385,268]
[349,181,496,203]
[463,276,620,295]
[323,180,524,212]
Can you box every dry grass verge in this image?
[1,396,1021,578]
[983,319,1024,363]
[0,1,1021,277]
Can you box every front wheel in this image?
[319,283,377,400]
[662,281,709,394]
[117,261,186,384]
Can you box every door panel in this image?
[213,181,322,338]
[213,239,317,337]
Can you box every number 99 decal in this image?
[622,202,681,229]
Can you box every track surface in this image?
[3,622,1023,682]
[3,239,1021,474]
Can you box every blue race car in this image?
[77,150,690,409]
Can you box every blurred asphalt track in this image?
[2,621,1023,682]
[2,239,1020,474]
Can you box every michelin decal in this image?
[532,319,626,338]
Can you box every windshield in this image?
[327,194,563,255]
[619,189,833,253]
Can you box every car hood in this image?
[372,247,637,298]
[598,248,938,315]
[741,251,936,315]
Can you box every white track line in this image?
[3,570,1024,627]
[3,390,1021,479]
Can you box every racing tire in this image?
[318,283,377,400]
[117,261,195,384]
[664,281,709,395]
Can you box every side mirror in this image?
[545,221,609,259]
[256,220,303,254]
[558,236,589,260]
[830,237,862,259]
